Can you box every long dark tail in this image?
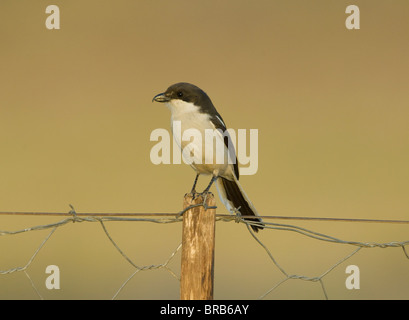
[216,176,264,232]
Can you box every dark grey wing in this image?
[210,113,240,180]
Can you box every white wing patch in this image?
[215,115,226,128]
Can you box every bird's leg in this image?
[202,175,217,194]
[189,173,200,199]
[199,175,218,210]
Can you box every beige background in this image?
[1,0,409,299]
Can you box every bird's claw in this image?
[196,191,211,210]
[185,190,198,200]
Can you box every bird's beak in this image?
[152,92,170,103]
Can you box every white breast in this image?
[165,99,233,178]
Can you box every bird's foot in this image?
[185,189,198,200]
[191,189,198,200]
[195,190,212,210]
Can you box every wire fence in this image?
[1,203,409,300]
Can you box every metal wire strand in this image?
[1,204,408,300]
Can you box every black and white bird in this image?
[153,82,264,232]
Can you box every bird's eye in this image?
[177,91,183,98]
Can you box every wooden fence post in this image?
[180,193,216,300]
